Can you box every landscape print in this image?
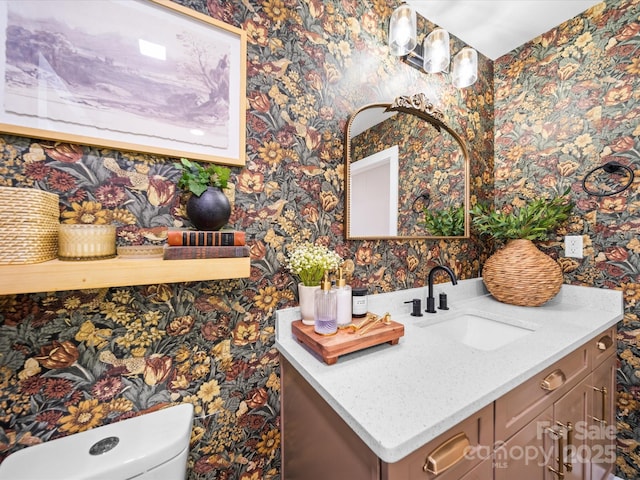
[3,0,230,148]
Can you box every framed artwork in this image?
[0,0,246,166]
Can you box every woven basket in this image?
[0,187,60,264]
[0,186,59,215]
[482,239,563,307]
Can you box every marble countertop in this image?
[275,278,623,464]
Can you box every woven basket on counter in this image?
[0,186,60,264]
[482,239,563,307]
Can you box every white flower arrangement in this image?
[286,242,342,287]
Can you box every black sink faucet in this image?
[426,265,458,313]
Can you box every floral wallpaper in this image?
[493,0,639,477]
[352,112,465,236]
[0,0,492,479]
[3,0,638,478]
[2,0,638,477]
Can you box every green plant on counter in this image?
[174,157,230,196]
[286,242,342,287]
[470,189,574,241]
[421,205,465,236]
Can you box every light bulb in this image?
[422,28,450,73]
[389,4,417,56]
[452,47,478,88]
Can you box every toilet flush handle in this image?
[89,436,120,455]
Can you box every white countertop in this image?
[275,278,623,464]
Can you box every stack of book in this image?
[163,229,250,260]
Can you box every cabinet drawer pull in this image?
[540,369,566,391]
[546,427,565,479]
[423,432,470,475]
[591,386,608,425]
[557,421,573,473]
[596,335,613,351]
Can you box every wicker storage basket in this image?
[482,239,563,307]
[0,187,60,264]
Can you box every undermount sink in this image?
[421,312,537,351]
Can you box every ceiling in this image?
[405,1,602,60]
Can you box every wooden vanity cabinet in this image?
[280,357,492,480]
[588,327,617,480]
[494,326,617,480]
[280,326,617,480]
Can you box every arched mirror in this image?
[344,93,470,240]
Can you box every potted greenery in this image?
[175,158,232,231]
[421,205,465,236]
[286,242,342,325]
[470,191,574,307]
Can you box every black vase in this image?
[186,187,231,231]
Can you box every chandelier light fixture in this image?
[388,2,478,88]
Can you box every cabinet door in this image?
[550,380,591,480]
[494,405,553,480]
[459,457,493,480]
[280,357,380,480]
[589,355,617,480]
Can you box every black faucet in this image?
[426,265,458,313]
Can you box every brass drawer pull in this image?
[596,335,613,351]
[540,369,566,391]
[591,386,608,425]
[557,421,574,473]
[423,432,471,475]
[546,426,566,479]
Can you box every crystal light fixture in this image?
[388,4,478,88]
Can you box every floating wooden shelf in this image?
[0,257,251,295]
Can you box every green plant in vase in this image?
[469,190,574,307]
[286,242,342,287]
[175,157,230,196]
[470,191,574,242]
[286,242,342,325]
[174,158,232,231]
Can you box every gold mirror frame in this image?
[344,93,470,240]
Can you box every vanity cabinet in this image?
[589,331,617,480]
[494,326,616,480]
[280,356,492,480]
[281,326,617,480]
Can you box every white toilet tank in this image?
[0,403,194,480]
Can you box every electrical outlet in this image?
[564,235,583,258]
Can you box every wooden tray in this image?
[291,319,404,365]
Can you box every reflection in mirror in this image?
[344,93,470,240]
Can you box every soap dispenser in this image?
[334,267,352,328]
[314,271,337,335]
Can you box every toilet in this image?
[0,403,194,480]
